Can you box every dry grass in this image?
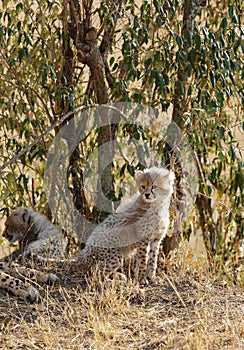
[0,250,244,350]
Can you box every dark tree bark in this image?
[47,0,90,240]
[65,1,123,218]
[163,0,206,257]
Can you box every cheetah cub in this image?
[76,167,175,281]
[0,208,65,301]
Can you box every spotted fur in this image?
[0,261,58,302]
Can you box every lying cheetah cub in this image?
[0,208,64,301]
[76,167,175,281]
[3,207,67,262]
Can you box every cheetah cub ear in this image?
[20,208,31,224]
[135,170,144,183]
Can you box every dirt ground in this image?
[0,255,243,350]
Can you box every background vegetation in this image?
[0,0,243,281]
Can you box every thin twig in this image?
[161,271,187,308]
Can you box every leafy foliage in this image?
[0,0,243,279]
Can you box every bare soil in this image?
[0,257,243,350]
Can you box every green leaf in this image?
[186,30,192,47]
[228,145,236,162]
[127,164,135,176]
[205,100,217,114]
[207,185,212,196]
[144,57,151,70]
[153,0,162,14]
[238,161,243,172]
[229,73,235,84]
[194,34,201,50]
[202,26,209,39]
[218,151,225,161]
[187,85,192,96]
[237,172,243,192]
[49,66,57,83]
[221,17,228,30]
[217,162,222,177]
[230,59,238,71]
[209,71,215,88]
[16,3,23,11]
[189,49,196,64]
[228,5,234,19]
[154,50,161,62]
[109,56,115,66]
[218,126,225,141]
[120,164,126,177]
[186,63,193,77]
[176,36,183,48]
[175,80,184,95]
[17,21,21,31]
[197,89,202,102]
[18,48,28,62]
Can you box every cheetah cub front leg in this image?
[134,239,150,282]
[0,262,58,302]
[135,238,161,283]
[145,220,170,282]
[0,271,39,302]
[146,238,162,282]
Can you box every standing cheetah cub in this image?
[76,167,175,281]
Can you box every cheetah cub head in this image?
[2,208,31,243]
[135,167,175,203]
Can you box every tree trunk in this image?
[66,1,123,219]
[163,0,206,256]
[48,0,90,239]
